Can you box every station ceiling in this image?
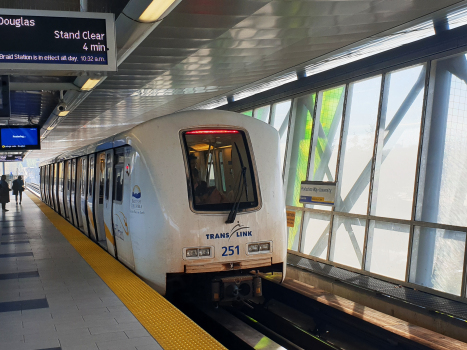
[3,0,467,159]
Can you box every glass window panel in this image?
[365,221,410,280]
[285,94,315,249]
[410,226,466,296]
[288,211,302,251]
[307,85,345,211]
[253,105,270,123]
[242,110,253,117]
[270,100,292,173]
[329,215,366,268]
[336,76,381,214]
[309,85,345,183]
[416,53,467,227]
[300,211,331,259]
[371,65,426,220]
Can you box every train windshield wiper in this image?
[226,143,249,224]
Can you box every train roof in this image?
[39,110,274,166]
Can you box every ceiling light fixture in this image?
[58,111,69,117]
[81,78,102,91]
[139,0,179,22]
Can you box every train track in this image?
[175,276,434,350]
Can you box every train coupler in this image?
[211,275,262,302]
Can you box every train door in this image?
[49,164,56,210]
[41,166,46,202]
[94,152,107,247]
[64,161,72,221]
[78,157,88,236]
[40,167,44,199]
[53,163,59,212]
[58,162,65,216]
[87,155,97,241]
[103,150,117,257]
[48,165,52,205]
[44,166,49,205]
[70,159,78,226]
[112,147,134,269]
[50,165,55,207]
[75,158,84,231]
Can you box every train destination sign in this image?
[0,9,116,71]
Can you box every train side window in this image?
[89,157,94,197]
[59,163,63,191]
[113,167,124,202]
[81,159,86,196]
[71,161,75,195]
[113,149,125,203]
[67,162,71,191]
[105,153,111,200]
[99,155,105,203]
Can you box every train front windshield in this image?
[183,129,259,212]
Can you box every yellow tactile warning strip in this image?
[27,193,226,350]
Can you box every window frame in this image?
[180,127,262,214]
[112,148,125,204]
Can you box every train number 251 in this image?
[222,245,239,256]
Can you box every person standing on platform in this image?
[12,176,24,205]
[0,175,10,212]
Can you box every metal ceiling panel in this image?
[31,0,467,159]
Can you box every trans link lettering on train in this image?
[206,231,252,240]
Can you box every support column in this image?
[414,60,451,287]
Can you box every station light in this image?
[186,130,239,135]
[139,0,179,22]
[80,78,102,91]
[58,111,69,117]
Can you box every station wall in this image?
[238,51,467,301]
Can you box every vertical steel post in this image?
[80,0,88,12]
[414,61,450,288]
[406,61,432,282]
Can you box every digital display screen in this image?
[0,75,9,118]
[0,10,115,71]
[0,127,40,151]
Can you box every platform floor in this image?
[0,192,224,350]
[0,194,164,350]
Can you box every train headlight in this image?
[199,248,211,257]
[259,242,270,251]
[184,246,213,259]
[186,248,199,257]
[247,241,272,255]
[248,243,259,252]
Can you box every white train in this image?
[40,110,287,302]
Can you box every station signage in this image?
[0,9,116,71]
[299,181,336,206]
[0,155,23,162]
